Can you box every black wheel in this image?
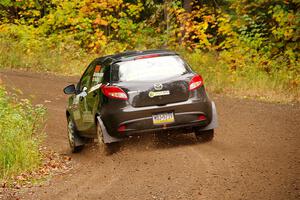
[67,118,84,153]
[195,129,214,142]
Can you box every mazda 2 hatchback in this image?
[64,50,217,152]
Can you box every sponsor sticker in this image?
[73,96,79,105]
[148,90,170,98]
[73,110,80,120]
[82,111,94,122]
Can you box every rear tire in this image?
[195,129,214,142]
[67,117,84,153]
[96,119,120,154]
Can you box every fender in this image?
[67,112,85,146]
[199,101,218,131]
[96,116,123,143]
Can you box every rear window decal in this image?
[92,72,103,82]
[95,65,102,72]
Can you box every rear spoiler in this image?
[112,52,179,65]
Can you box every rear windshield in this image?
[111,55,189,82]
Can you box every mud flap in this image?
[199,101,218,131]
[96,116,123,144]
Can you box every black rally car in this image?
[64,50,217,152]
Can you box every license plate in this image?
[152,112,175,125]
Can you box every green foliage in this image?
[231,0,299,61]
[181,49,300,102]
[168,1,236,50]
[0,24,93,74]
[0,86,46,179]
[0,0,299,101]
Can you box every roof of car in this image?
[96,49,178,65]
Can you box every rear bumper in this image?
[101,98,215,138]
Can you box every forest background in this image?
[0,0,299,102]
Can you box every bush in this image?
[180,48,300,102]
[0,86,46,179]
[0,24,94,75]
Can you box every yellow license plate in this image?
[152,112,175,125]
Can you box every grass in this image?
[0,31,299,103]
[0,86,46,180]
[180,50,300,103]
[0,36,92,75]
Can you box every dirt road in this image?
[1,70,300,200]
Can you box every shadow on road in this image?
[61,128,220,159]
[80,132,213,155]
[153,132,210,149]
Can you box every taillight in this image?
[189,75,203,91]
[101,86,128,100]
[118,125,126,132]
[198,115,207,121]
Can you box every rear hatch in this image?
[115,76,191,107]
[110,55,192,107]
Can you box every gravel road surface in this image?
[1,70,299,200]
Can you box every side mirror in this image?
[63,84,76,95]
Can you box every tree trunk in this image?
[183,0,192,13]
[179,0,192,44]
[164,0,171,32]
[163,0,171,47]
